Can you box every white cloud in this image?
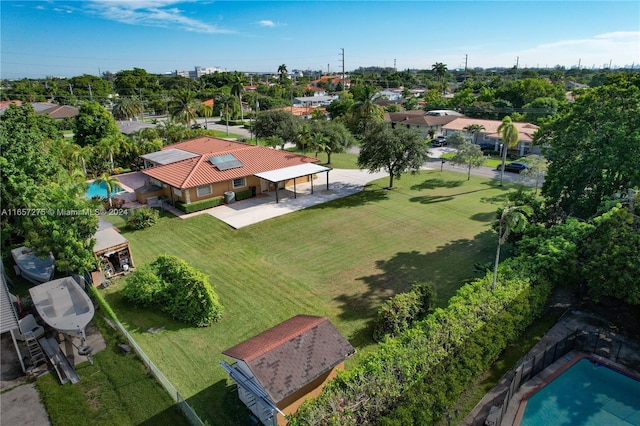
[87,0,233,34]
[258,20,276,27]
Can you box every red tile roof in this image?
[443,117,539,142]
[142,137,319,189]
[223,315,355,403]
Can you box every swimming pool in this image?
[86,181,124,199]
[520,357,640,425]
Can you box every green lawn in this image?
[36,315,188,426]
[97,169,525,425]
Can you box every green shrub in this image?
[372,283,435,342]
[121,255,224,327]
[175,196,223,213]
[121,264,166,307]
[127,207,159,230]
[235,189,252,201]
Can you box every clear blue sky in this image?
[1,0,639,79]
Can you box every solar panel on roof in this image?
[209,153,243,171]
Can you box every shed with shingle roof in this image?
[221,315,355,426]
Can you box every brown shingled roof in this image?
[142,137,320,189]
[442,117,539,142]
[223,315,355,403]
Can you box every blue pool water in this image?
[520,358,640,425]
[86,181,123,199]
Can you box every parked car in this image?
[477,142,494,151]
[431,136,447,147]
[496,162,531,173]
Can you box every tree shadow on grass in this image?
[334,230,496,349]
[305,185,389,211]
[410,177,463,191]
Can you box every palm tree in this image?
[463,124,486,144]
[297,124,311,155]
[97,136,121,173]
[310,133,329,158]
[496,116,520,186]
[198,102,213,129]
[229,73,247,122]
[352,84,384,136]
[277,64,288,84]
[68,143,92,176]
[431,62,448,94]
[216,94,234,135]
[169,90,200,126]
[112,97,144,121]
[492,204,532,290]
[95,173,121,207]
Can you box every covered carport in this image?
[255,164,332,203]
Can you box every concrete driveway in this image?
[207,168,393,229]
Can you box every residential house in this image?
[442,117,540,155]
[116,120,157,135]
[306,75,351,93]
[385,109,464,138]
[293,96,336,108]
[138,137,330,205]
[221,315,356,426]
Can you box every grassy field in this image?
[97,168,524,425]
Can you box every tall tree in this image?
[520,154,547,195]
[496,116,520,186]
[448,142,485,180]
[463,123,486,144]
[492,204,532,290]
[351,84,384,137]
[95,173,121,207]
[309,120,355,164]
[358,123,430,188]
[0,104,61,248]
[229,73,247,121]
[169,90,200,126]
[74,101,121,147]
[112,97,144,121]
[277,64,288,84]
[254,109,301,144]
[97,136,122,172]
[431,62,449,94]
[537,83,640,218]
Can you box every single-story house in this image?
[139,137,331,205]
[293,96,336,107]
[442,117,540,156]
[385,109,464,138]
[221,315,356,426]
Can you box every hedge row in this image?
[291,260,552,425]
[175,196,223,213]
[235,189,253,201]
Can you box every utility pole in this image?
[464,54,468,81]
[68,83,73,95]
[515,56,519,80]
[88,84,93,101]
[341,48,345,90]
[393,58,397,72]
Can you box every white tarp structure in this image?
[255,164,331,203]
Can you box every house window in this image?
[196,185,212,197]
[150,178,161,186]
[173,188,182,197]
[233,177,246,189]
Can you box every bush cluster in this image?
[372,283,435,342]
[126,207,159,230]
[175,197,223,213]
[122,254,223,327]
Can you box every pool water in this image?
[521,358,640,425]
[86,181,123,199]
